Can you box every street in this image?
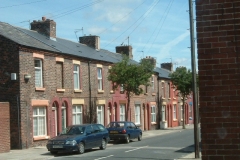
[51,128,195,160]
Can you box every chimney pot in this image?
[42,16,46,21]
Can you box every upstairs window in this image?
[73,64,80,90]
[151,76,154,90]
[35,59,43,87]
[97,68,103,90]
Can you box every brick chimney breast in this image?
[161,63,173,71]
[115,45,133,59]
[141,56,156,68]
[79,35,100,50]
[30,17,56,40]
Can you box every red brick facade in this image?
[196,1,240,159]
[0,102,10,153]
[0,19,194,150]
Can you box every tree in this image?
[169,66,192,129]
[108,56,154,121]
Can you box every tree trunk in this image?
[182,98,186,129]
[126,93,130,121]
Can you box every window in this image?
[135,104,140,124]
[97,68,103,90]
[162,105,166,121]
[151,76,154,90]
[173,104,177,119]
[120,104,125,121]
[56,62,63,89]
[181,105,183,120]
[162,82,165,98]
[145,85,148,94]
[168,83,171,98]
[151,106,156,123]
[33,107,46,136]
[97,105,104,125]
[189,105,192,119]
[72,105,82,124]
[73,64,80,89]
[35,59,43,87]
[62,102,67,131]
[120,84,124,92]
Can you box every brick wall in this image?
[196,1,240,159]
[0,102,10,153]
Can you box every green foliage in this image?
[169,66,192,98]
[108,55,154,96]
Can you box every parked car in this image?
[46,124,110,154]
[106,121,142,143]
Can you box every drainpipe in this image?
[88,61,92,123]
[17,95,21,149]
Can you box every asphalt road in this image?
[51,128,195,160]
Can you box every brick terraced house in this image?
[0,17,194,149]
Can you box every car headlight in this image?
[47,141,53,144]
[65,140,77,145]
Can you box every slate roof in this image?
[0,22,170,79]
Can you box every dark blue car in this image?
[46,124,109,154]
[106,121,142,143]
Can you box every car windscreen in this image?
[107,122,125,128]
[61,126,85,135]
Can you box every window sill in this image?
[168,98,171,100]
[56,89,65,92]
[74,89,82,93]
[33,136,49,141]
[110,90,114,94]
[152,93,156,96]
[162,97,165,100]
[173,97,176,100]
[173,119,177,122]
[35,87,46,91]
[98,90,104,93]
[151,122,156,125]
[144,93,148,95]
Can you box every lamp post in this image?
[188,0,200,158]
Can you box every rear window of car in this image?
[107,122,125,128]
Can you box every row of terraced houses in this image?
[0,17,194,150]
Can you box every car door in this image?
[130,122,139,138]
[92,124,102,147]
[85,125,95,149]
[126,122,134,139]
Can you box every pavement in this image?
[0,124,201,160]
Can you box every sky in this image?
[0,0,197,70]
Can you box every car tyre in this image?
[125,135,130,143]
[100,139,106,150]
[50,151,58,155]
[138,134,142,141]
[77,142,85,154]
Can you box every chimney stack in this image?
[161,63,173,71]
[79,35,100,50]
[142,56,156,68]
[115,45,133,59]
[30,17,56,40]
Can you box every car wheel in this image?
[125,135,130,143]
[77,142,85,154]
[100,139,106,150]
[50,151,58,155]
[138,134,142,141]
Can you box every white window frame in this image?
[97,68,103,90]
[62,102,67,131]
[33,106,47,137]
[73,64,80,90]
[151,105,156,123]
[97,105,104,125]
[151,76,154,90]
[35,59,43,87]
[162,105,166,121]
[173,104,177,120]
[72,105,82,125]
[135,104,140,125]
[181,105,183,120]
[120,104,125,121]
